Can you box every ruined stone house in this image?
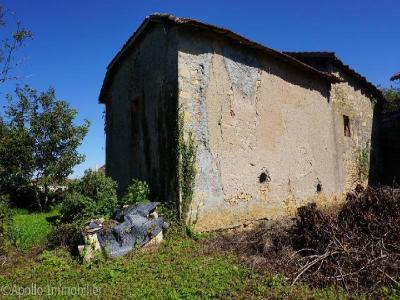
[99,14,383,231]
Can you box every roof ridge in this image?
[99,14,342,103]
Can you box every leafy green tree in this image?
[0,91,33,196]
[0,85,90,209]
[0,124,33,194]
[29,86,90,208]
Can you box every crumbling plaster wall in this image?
[330,69,374,193]
[177,29,343,231]
[105,23,178,202]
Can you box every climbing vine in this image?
[357,141,370,182]
[177,107,197,223]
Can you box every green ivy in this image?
[357,141,370,182]
[177,108,197,224]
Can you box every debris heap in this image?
[209,185,400,293]
[79,202,168,260]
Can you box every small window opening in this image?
[316,183,322,193]
[259,170,270,184]
[343,115,351,137]
[259,172,268,183]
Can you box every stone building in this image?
[99,14,383,231]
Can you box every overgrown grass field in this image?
[1,233,349,299]
[2,210,397,299]
[12,209,58,251]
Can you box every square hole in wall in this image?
[343,115,351,137]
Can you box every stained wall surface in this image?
[329,69,375,193]
[104,22,375,232]
[176,28,375,231]
[104,23,178,202]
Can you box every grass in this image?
[12,209,58,251]
[0,229,351,299]
[3,211,397,299]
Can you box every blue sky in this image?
[1,0,399,177]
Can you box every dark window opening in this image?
[316,183,322,193]
[343,115,351,137]
[259,170,270,184]
[259,173,268,183]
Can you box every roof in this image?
[284,51,383,99]
[99,14,340,103]
[391,72,400,81]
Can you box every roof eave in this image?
[99,14,341,104]
[99,17,153,104]
[284,51,384,100]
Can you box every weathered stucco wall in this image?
[105,23,178,202]
[176,28,351,231]
[330,69,375,193]
[103,21,376,232]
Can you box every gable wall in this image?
[177,28,345,231]
[329,67,375,192]
[105,23,179,201]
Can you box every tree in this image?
[0,85,90,209]
[0,90,33,196]
[0,118,33,195]
[0,4,32,83]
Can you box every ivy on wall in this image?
[357,141,370,183]
[177,108,197,224]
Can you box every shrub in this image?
[120,179,150,206]
[0,195,13,254]
[60,170,118,223]
[49,221,83,254]
[55,170,118,249]
[60,192,97,223]
[69,170,118,209]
